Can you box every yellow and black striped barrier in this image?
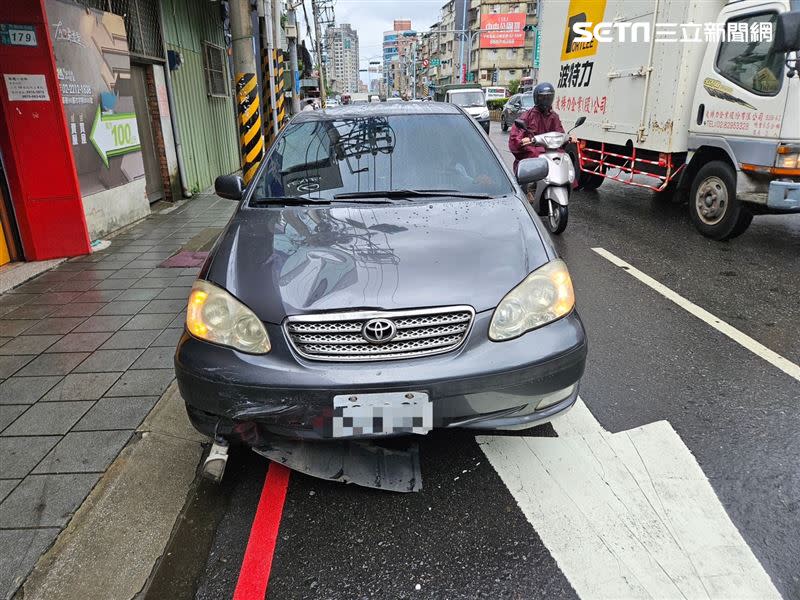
[261,48,288,148]
[236,71,264,185]
[274,49,286,129]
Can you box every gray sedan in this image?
[175,102,587,445]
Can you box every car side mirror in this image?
[517,157,549,186]
[513,119,527,130]
[215,174,244,201]
[775,10,800,52]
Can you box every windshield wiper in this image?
[250,195,399,207]
[249,196,331,206]
[333,189,492,200]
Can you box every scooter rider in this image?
[508,82,564,174]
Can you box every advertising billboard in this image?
[480,13,527,48]
[47,0,144,197]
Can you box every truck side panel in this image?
[539,0,721,153]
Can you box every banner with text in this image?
[480,13,527,48]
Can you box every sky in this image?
[300,0,443,83]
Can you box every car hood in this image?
[463,106,487,116]
[205,196,548,323]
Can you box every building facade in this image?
[0,0,239,267]
[326,24,360,94]
[468,0,535,87]
[421,0,536,94]
[382,19,413,96]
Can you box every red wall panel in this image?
[0,0,90,260]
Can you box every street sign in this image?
[1,23,37,46]
[422,58,429,68]
[534,30,541,70]
[431,58,441,67]
[89,106,141,168]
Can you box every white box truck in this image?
[536,0,800,239]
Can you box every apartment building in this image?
[326,24,360,94]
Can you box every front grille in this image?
[285,306,475,362]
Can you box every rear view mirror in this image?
[517,157,549,186]
[215,174,244,201]
[775,11,800,52]
[574,116,587,127]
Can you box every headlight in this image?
[775,152,798,170]
[543,134,567,149]
[478,109,490,119]
[186,280,271,354]
[489,260,575,341]
[775,144,800,173]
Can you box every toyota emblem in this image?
[362,318,397,344]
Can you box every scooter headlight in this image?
[489,260,575,341]
[186,280,271,354]
[543,133,567,149]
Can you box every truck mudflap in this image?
[767,180,800,211]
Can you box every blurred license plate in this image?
[332,391,432,437]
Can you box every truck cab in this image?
[685,0,800,237]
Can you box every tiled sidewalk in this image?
[0,193,234,597]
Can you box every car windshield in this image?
[521,94,534,107]
[252,114,513,201]
[450,91,485,107]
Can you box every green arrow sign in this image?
[89,106,141,168]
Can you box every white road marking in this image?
[478,398,781,600]
[591,246,800,383]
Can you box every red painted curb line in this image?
[233,462,291,600]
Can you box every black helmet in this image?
[533,82,555,113]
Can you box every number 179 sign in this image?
[0,24,38,47]
[89,106,141,168]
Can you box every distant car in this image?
[385,97,403,103]
[326,99,340,107]
[176,102,587,445]
[501,92,534,131]
[369,95,381,103]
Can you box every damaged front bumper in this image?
[174,310,587,445]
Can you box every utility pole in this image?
[286,4,301,113]
[533,0,541,83]
[311,0,326,105]
[258,0,279,140]
[411,41,417,100]
[230,0,264,184]
[272,0,286,128]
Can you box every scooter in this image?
[513,116,586,235]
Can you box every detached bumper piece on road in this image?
[254,438,422,493]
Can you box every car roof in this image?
[293,101,463,122]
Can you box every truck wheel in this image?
[689,161,752,240]
[653,180,683,204]
[568,148,604,191]
[580,172,605,191]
